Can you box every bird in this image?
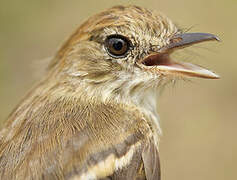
[0,5,219,180]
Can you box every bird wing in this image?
[142,139,161,180]
[105,138,161,180]
[0,96,160,180]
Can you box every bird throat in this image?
[82,71,163,143]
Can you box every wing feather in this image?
[142,139,161,180]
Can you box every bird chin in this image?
[137,53,219,79]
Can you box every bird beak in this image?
[139,33,220,79]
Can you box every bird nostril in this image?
[169,37,182,44]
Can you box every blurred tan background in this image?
[0,0,236,179]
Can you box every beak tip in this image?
[215,74,221,79]
[209,72,220,79]
[214,35,221,42]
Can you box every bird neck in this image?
[75,71,162,138]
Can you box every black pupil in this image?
[112,39,123,51]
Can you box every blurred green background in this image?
[0,0,236,179]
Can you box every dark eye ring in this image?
[105,35,131,58]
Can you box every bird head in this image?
[49,5,219,103]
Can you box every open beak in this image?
[139,33,220,79]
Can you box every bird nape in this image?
[0,5,219,180]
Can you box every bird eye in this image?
[105,35,130,58]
